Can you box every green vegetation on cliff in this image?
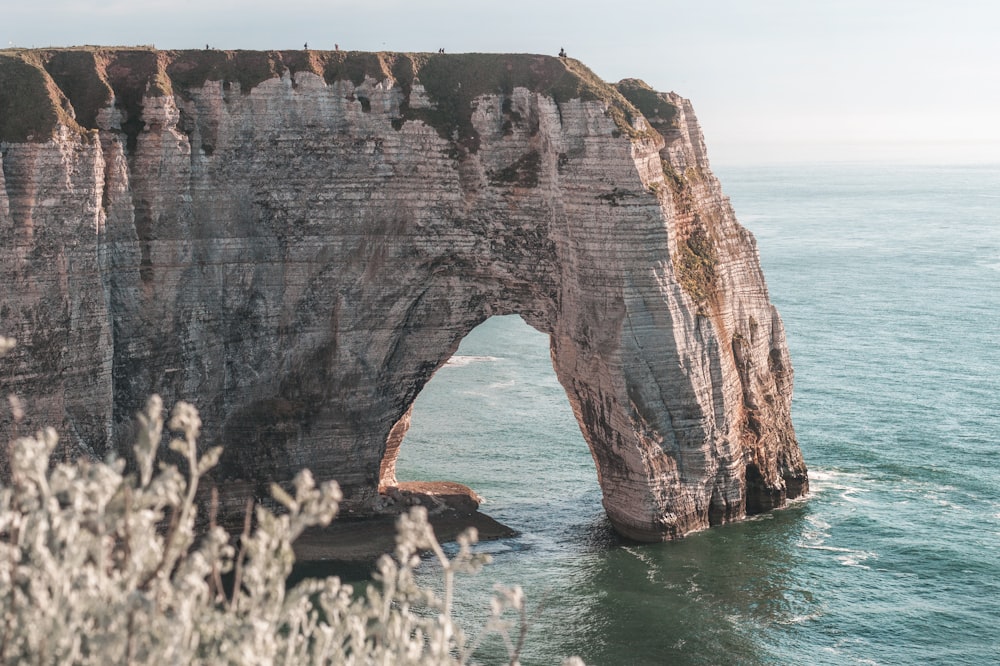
[0,52,75,142]
[661,162,720,309]
[0,47,659,149]
[393,52,655,150]
[41,50,115,131]
[615,78,678,128]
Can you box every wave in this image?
[797,543,877,568]
[804,468,871,498]
[621,546,662,583]
[778,612,823,625]
[797,502,877,568]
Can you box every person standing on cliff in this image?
[559,47,567,58]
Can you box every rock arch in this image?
[377,315,591,496]
[0,50,807,541]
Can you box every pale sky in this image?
[5,0,1000,164]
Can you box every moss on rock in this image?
[660,159,719,308]
[488,150,542,187]
[675,225,718,307]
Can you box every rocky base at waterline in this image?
[292,481,516,565]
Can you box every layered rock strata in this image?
[0,48,807,540]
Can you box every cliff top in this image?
[0,47,676,147]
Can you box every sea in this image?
[390,163,1000,665]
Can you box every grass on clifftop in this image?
[398,52,655,150]
[0,53,73,142]
[42,50,115,131]
[615,78,678,128]
[166,50,656,151]
[0,48,659,149]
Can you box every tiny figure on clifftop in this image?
[559,47,567,58]
[438,47,445,53]
[304,42,308,50]
[335,43,339,51]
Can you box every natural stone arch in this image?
[0,49,807,541]
[378,314,598,514]
[376,311,565,494]
[380,314,583,493]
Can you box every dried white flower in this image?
[168,400,201,441]
[0,336,15,356]
[0,396,579,665]
[7,394,24,422]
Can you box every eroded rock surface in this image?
[0,48,807,540]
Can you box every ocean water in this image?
[393,164,1000,665]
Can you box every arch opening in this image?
[378,315,602,534]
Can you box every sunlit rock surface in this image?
[0,48,807,540]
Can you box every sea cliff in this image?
[0,48,806,540]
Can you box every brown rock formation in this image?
[0,48,807,541]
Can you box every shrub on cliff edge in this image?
[0,338,581,665]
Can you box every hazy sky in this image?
[6,0,999,164]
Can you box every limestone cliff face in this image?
[0,48,807,540]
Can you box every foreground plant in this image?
[0,389,579,665]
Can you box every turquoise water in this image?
[395,164,1000,665]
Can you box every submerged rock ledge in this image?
[0,47,807,541]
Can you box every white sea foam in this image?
[445,355,499,367]
[932,497,968,511]
[622,545,661,582]
[805,469,871,505]
[805,515,831,529]
[838,552,875,569]
[489,380,516,389]
[779,612,822,625]
[798,542,876,569]
[807,468,863,485]
[800,544,855,554]
[805,469,840,485]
